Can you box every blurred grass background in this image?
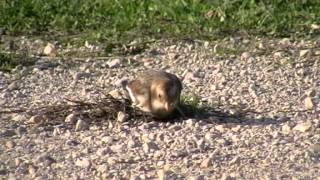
[0,0,319,43]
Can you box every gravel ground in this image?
[1,36,320,180]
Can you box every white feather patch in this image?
[126,86,137,104]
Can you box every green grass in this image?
[0,0,319,44]
[0,51,36,72]
[180,93,206,116]
[1,0,319,71]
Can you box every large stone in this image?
[293,121,312,132]
[304,97,314,110]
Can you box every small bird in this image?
[122,70,182,118]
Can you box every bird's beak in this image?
[164,102,175,111]
[164,102,170,111]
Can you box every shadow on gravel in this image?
[162,103,289,126]
[0,95,288,130]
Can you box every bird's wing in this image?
[127,79,149,96]
[168,73,183,91]
[140,70,183,91]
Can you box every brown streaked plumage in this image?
[123,70,182,118]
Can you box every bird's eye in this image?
[158,94,162,99]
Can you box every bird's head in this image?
[150,80,181,118]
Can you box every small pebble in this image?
[188,175,205,180]
[109,89,123,99]
[240,52,251,60]
[7,81,19,91]
[215,125,225,133]
[1,129,17,137]
[304,97,314,110]
[5,140,16,149]
[28,164,37,175]
[27,115,43,124]
[281,124,291,134]
[107,58,121,68]
[75,158,91,168]
[96,147,112,156]
[117,111,128,123]
[299,49,310,57]
[143,141,159,153]
[43,43,56,56]
[35,154,56,166]
[15,126,27,137]
[65,113,77,123]
[200,158,212,168]
[293,121,312,132]
[75,119,88,131]
[66,140,80,146]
